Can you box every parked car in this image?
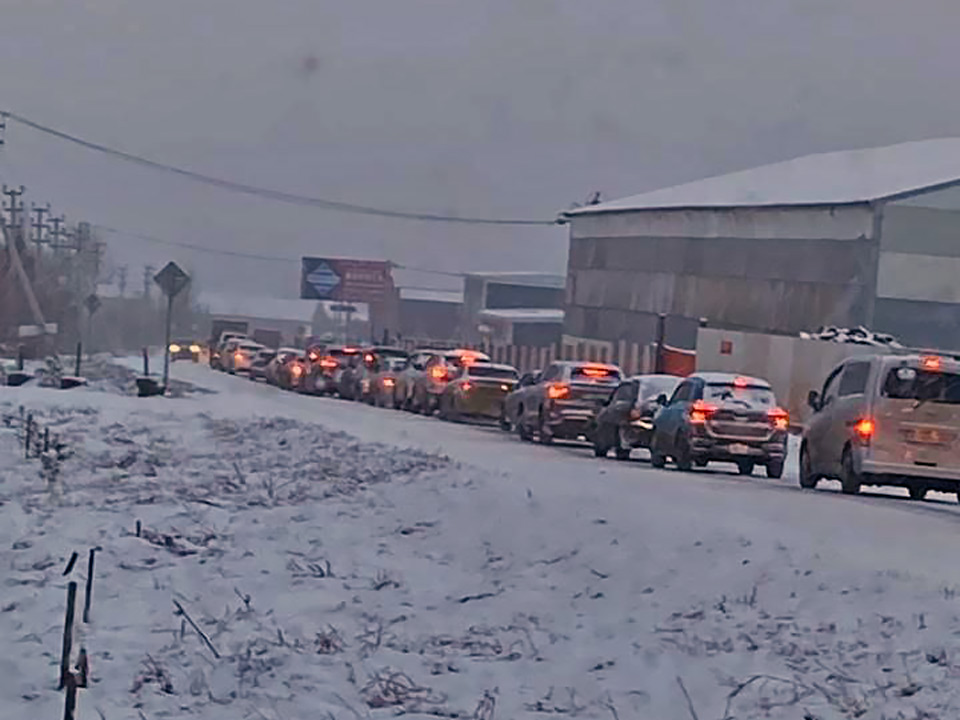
[591,374,682,459]
[346,347,409,401]
[800,353,960,499]
[394,348,442,411]
[264,347,303,386]
[303,346,362,395]
[223,341,265,374]
[649,373,788,477]
[410,349,491,415]
[365,356,411,407]
[248,347,278,382]
[513,361,623,443]
[500,370,541,430]
[169,340,202,362]
[437,362,519,422]
[210,331,248,369]
[277,352,309,391]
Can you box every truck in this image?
[209,319,249,348]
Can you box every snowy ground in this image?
[5,359,960,719]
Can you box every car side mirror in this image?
[807,390,820,411]
[656,393,668,406]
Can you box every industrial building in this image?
[462,272,565,345]
[562,139,960,351]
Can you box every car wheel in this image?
[799,444,818,489]
[537,410,553,445]
[649,434,667,469]
[694,458,709,468]
[615,427,632,461]
[674,432,693,472]
[499,407,513,432]
[840,448,861,495]
[766,459,784,479]
[737,460,755,476]
[908,484,928,501]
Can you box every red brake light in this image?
[320,357,339,370]
[768,408,790,431]
[364,353,375,364]
[547,383,570,400]
[734,376,748,388]
[430,365,448,380]
[234,352,243,361]
[855,417,875,441]
[308,351,319,361]
[690,400,716,424]
[921,355,942,371]
[382,377,395,388]
[291,364,303,377]
[580,365,610,378]
[459,380,473,392]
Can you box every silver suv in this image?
[801,354,960,499]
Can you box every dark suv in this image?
[649,372,789,477]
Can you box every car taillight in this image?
[291,364,303,377]
[364,353,375,364]
[855,417,875,443]
[459,380,473,392]
[689,400,716,424]
[430,366,448,381]
[308,351,319,361]
[235,352,243,362]
[320,357,338,370]
[383,377,396,388]
[547,383,569,400]
[768,408,790,431]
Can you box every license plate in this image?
[912,428,944,444]
[728,443,750,455]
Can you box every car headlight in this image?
[190,344,201,353]
[169,343,181,353]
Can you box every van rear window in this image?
[883,368,960,404]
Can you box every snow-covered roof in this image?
[566,138,960,214]
[398,287,464,304]
[196,292,319,323]
[468,272,566,289]
[479,308,565,324]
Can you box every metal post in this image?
[74,342,82,377]
[162,293,173,391]
[16,345,23,371]
[142,347,149,376]
[59,581,77,689]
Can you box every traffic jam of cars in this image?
[196,329,960,500]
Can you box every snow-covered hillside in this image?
[4,362,960,719]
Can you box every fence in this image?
[400,337,697,377]
[696,328,878,425]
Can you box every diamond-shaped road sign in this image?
[84,294,101,315]
[304,261,341,299]
[154,261,190,298]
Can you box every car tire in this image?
[538,410,553,445]
[799,445,818,489]
[737,460,755,476]
[908,484,928,501]
[674,432,693,472]
[649,434,667,468]
[766,459,784,479]
[499,407,513,432]
[840,448,861,495]
[694,458,709,468]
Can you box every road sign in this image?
[84,294,101,315]
[154,261,190,298]
[301,257,392,302]
[302,260,341,299]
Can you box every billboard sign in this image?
[300,257,392,303]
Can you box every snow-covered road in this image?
[5,360,960,719]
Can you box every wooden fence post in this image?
[59,581,77,690]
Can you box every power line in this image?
[93,223,469,278]
[4,111,562,227]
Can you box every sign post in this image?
[153,262,190,392]
[84,294,101,356]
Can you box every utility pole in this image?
[0,112,6,149]
[49,215,65,255]
[143,265,155,300]
[2,185,26,232]
[31,203,50,257]
[117,265,128,297]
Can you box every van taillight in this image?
[768,408,790,431]
[547,383,570,400]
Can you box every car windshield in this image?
[883,368,960,404]
[704,383,775,407]
[240,344,262,352]
[571,366,621,383]
[468,365,519,380]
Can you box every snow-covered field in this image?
[5,359,960,719]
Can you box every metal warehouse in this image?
[562,139,960,351]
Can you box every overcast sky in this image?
[0,0,957,297]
